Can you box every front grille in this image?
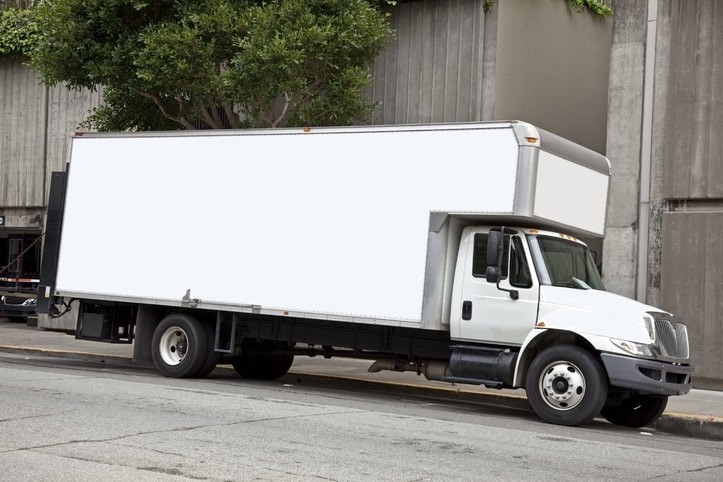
[654,318,690,361]
[3,296,27,305]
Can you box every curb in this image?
[653,413,723,441]
[0,345,134,366]
[2,344,721,440]
[284,371,723,440]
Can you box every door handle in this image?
[462,300,472,320]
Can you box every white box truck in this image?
[37,121,692,427]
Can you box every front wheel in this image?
[151,314,207,378]
[601,395,668,428]
[525,345,607,426]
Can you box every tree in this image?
[29,0,393,130]
[0,1,37,10]
[0,6,37,56]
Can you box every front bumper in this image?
[0,297,36,319]
[601,352,693,396]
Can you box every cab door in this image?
[454,229,540,345]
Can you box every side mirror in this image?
[485,228,519,300]
[486,266,501,283]
[486,230,504,284]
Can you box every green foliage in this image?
[568,0,612,17]
[228,0,390,127]
[0,7,39,57]
[0,1,36,10]
[483,0,612,18]
[29,0,393,130]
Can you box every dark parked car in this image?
[0,295,37,321]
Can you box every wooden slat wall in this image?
[662,212,723,387]
[370,0,486,125]
[0,58,103,207]
[0,57,46,207]
[664,0,723,199]
[45,81,103,176]
[660,0,723,387]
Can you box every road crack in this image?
[0,408,360,454]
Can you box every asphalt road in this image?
[1,352,722,481]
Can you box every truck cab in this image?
[448,225,692,426]
[452,226,604,345]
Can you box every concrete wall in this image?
[663,0,723,201]
[662,211,723,388]
[370,0,612,156]
[658,0,723,389]
[606,0,723,388]
[494,0,611,154]
[602,1,647,299]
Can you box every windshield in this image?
[528,235,605,290]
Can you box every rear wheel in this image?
[525,345,607,426]
[232,340,294,380]
[601,395,668,428]
[151,314,207,378]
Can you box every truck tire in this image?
[151,314,207,378]
[194,321,221,378]
[601,395,668,428]
[232,340,294,380]
[525,345,607,426]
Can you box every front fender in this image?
[513,308,652,387]
[536,307,651,343]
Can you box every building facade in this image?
[1,0,721,387]
[606,0,723,388]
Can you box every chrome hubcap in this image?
[539,361,586,411]
[158,326,188,366]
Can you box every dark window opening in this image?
[472,233,532,288]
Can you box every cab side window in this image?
[509,237,533,288]
[472,233,532,288]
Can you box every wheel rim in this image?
[538,361,586,411]
[158,326,189,366]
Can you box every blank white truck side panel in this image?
[57,126,520,322]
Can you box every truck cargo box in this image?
[52,122,610,328]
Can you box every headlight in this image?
[611,338,653,358]
[22,298,36,306]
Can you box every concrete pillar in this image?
[603,0,648,298]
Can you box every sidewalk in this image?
[1,318,722,440]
